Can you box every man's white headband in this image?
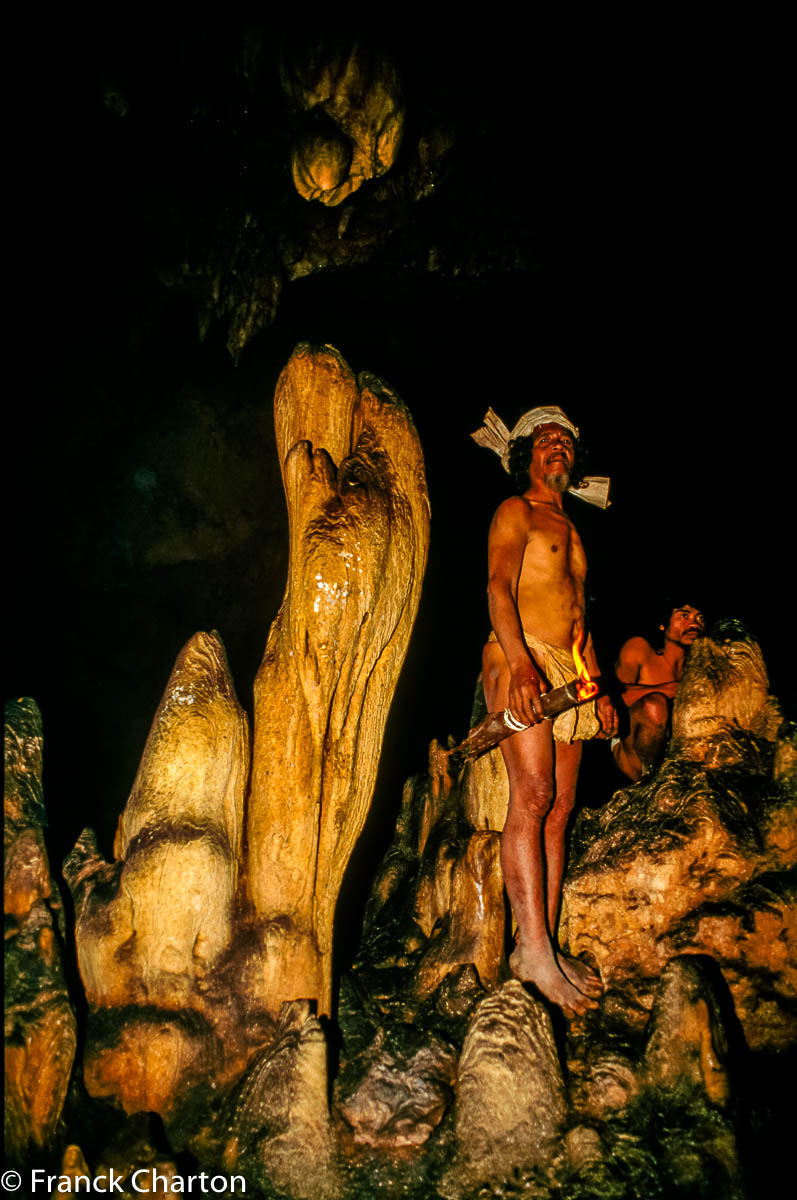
[471,406,611,509]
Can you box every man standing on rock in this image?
[471,407,618,1017]
[610,601,705,781]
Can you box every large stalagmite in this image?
[246,344,430,1016]
[64,631,251,1115]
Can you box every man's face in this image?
[530,423,576,492]
[663,605,705,647]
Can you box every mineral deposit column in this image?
[245,344,430,1017]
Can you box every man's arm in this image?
[614,637,646,689]
[614,637,679,703]
[486,499,546,726]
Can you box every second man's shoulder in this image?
[617,635,656,663]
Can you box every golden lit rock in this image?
[413,831,504,996]
[60,1145,91,1186]
[4,698,77,1162]
[281,40,404,206]
[445,980,566,1192]
[291,132,352,200]
[64,632,250,1113]
[83,1011,222,1119]
[561,631,797,1052]
[67,631,248,1011]
[246,344,429,1017]
[462,742,509,832]
[671,626,781,762]
[642,956,731,1108]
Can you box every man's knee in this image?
[636,691,671,729]
[508,777,554,820]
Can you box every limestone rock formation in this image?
[642,956,732,1106]
[444,980,567,1193]
[357,714,510,1009]
[336,1027,456,1150]
[90,1114,182,1199]
[671,621,783,762]
[561,626,796,1053]
[281,37,404,206]
[245,343,429,1018]
[348,627,789,1195]
[221,1001,338,1200]
[412,829,504,998]
[565,956,744,1199]
[4,698,77,1163]
[64,631,251,1117]
[57,344,429,1163]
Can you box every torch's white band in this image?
[503,708,530,732]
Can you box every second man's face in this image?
[664,606,705,646]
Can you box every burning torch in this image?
[447,632,603,763]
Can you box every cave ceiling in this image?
[89,19,550,361]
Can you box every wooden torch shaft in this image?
[455,679,599,761]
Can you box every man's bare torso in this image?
[617,637,681,706]
[497,495,586,650]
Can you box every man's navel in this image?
[551,545,559,553]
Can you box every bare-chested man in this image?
[610,602,705,781]
[472,405,617,1017]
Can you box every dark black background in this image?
[7,13,793,907]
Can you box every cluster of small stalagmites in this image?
[560,956,745,1200]
[356,718,510,1008]
[329,957,744,1197]
[330,634,791,1195]
[561,626,796,1053]
[4,697,76,1164]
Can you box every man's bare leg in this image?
[612,692,670,781]
[545,742,602,997]
[483,644,599,1016]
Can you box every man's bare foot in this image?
[557,952,603,998]
[611,736,644,782]
[509,944,599,1016]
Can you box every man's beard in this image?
[544,469,571,493]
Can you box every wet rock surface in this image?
[62,631,252,1118]
[4,698,77,1165]
[445,980,567,1192]
[8,13,795,1198]
[220,1001,338,1200]
[561,631,796,1054]
[336,1028,456,1150]
[245,343,429,1019]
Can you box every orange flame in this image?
[572,631,599,701]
